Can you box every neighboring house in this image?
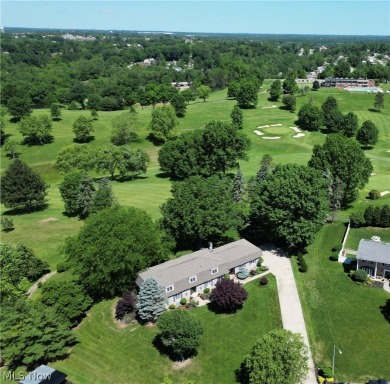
[356,239,390,279]
[136,239,262,305]
[19,365,67,384]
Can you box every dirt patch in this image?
[38,217,59,224]
[172,358,192,370]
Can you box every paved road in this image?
[261,244,317,384]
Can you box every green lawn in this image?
[50,276,281,384]
[345,226,390,249]
[293,223,390,383]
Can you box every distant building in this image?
[356,239,390,279]
[136,239,262,306]
[171,81,191,90]
[19,365,67,384]
[319,45,327,52]
[322,77,375,88]
[298,48,305,56]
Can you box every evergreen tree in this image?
[297,104,323,131]
[231,105,243,129]
[0,159,48,211]
[282,94,296,111]
[232,168,246,203]
[269,79,282,101]
[50,104,62,121]
[137,277,167,322]
[171,93,187,117]
[329,175,344,221]
[90,178,115,214]
[364,205,375,226]
[77,175,95,219]
[380,205,390,227]
[59,171,83,216]
[312,80,320,90]
[322,96,343,132]
[373,206,382,227]
[256,154,273,183]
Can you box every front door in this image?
[384,270,390,279]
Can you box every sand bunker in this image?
[289,127,301,133]
[253,130,264,136]
[261,105,277,109]
[270,123,283,127]
[293,133,305,138]
[262,136,282,140]
[257,125,270,128]
[386,150,390,153]
[380,191,390,196]
[371,173,376,176]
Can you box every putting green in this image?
[261,126,293,136]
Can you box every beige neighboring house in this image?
[136,239,262,305]
[356,239,390,279]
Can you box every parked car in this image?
[367,380,388,384]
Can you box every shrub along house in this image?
[136,239,262,305]
[356,239,390,279]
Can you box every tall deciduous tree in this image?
[309,134,373,207]
[196,85,211,102]
[374,92,384,111]
[0,159,48,211]
[171,93,187,117]
[282,94,296,111]
[4,138,19,159]
[54,144,94,174]
[19,115,53,145]
[240,329,308,384]
[356,120,379,148]
[297,104,323,131]
[341,112,359,137]
[73,115,94,143]
[322,96,343,132]
[136,277,167,322]
[110,110,139,146]
[250,164,329,250]
[157,309,203,360]
[59,171,83,216]
[282,73,298,94]
[65,206,167,299]
[161,175,241,249]
[231,105,243,130]
[149,105,178,144]
[41,280,93,326]
[1,299,76,370]
[182,89,197,104]
[236,80,259,108]
[7,96,32,121]
[50,104,62,121]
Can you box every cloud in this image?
[102,9,113,14]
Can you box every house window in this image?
[166,285,174,293]
[211,268,218,275]
[189,276,197,284]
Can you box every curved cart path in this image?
[261,244,317,384]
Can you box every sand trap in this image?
[257,125,270,128]
[371,173,376,176]
[293,133,305,138]
[380,191,389,196]
[261,105,277,109]
[289,127,302,133]
[253,130,264,136]
[270,123,283,127]
[262,136,282,140]
[387,150,390,153]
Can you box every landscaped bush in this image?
[259,277,268,286]
[1,217,14,232]
[350,211,366,228]
[223,273,230,280]
[329,253,339,261]
[257,257,264,267]
[369,189,381,200]
[180,298,187,305]
[200,293,208,300]
[237,267,249,280]
[203,288,210,294]
[57,261,69,273]
[115,291,137,320]
[190,300,196,307]
[332,244,342,252]
[297,255,308,273]
[354,269,368,282]
[259,265,269,272]
[209,278,248,312]
[250,269,257,276]
[169,304,176,309]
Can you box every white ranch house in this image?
[356,239,390,279]
[136,239,262,305]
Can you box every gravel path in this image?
[26,271,57,297]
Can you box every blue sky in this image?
[2,1,390,35]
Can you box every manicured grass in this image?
[345,226,390,249]
[51,276,282,384]
[293,223,390,382]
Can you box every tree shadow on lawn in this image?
[367,108,381,113]
[206,301,244,315]
[2,204,49,216]
[155,172,171,179]
[152,334,199,362]
[22,135,54,146]
[380,299,390,323]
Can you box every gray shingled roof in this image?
[136,239,262,295]
[357,239,390,264]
